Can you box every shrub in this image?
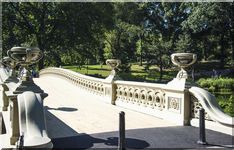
[197,77,234,92]
[218,95,234,117]
[197,77,234,116]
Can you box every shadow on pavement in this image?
[52,134,105,149]
[45,106,78,112]
[104,137,150,149]
[52,134,150,149]
[45,109,233,149]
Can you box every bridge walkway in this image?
[2,75,232,149]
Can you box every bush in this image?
[197,78,234,92]
[218,95,234,117]
[197,77,234,116]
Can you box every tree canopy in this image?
[2,2,233,78]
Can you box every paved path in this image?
[34,76,177,136]
[27,76,233,149]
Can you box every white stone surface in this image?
[34,76,177,138]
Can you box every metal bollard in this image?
[118,111,126,150]
[197,108,207,145]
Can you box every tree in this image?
[181,3,233,67]
[103,3,145,72]
[143,2,189,80]
[2,2,114,69]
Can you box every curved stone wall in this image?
[39,67,233,128]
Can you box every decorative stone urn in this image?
[2,56,12,66]
[8,47,43,81]
[171,53,197,79]
[1,56,18,82]
[106,59,121,76]
[7,47,44,94]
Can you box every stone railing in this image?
[40,67,190,125]
[40,67,115,104]
[189,87,233,126]
[38,55,233,133]
[115,81,166,110]
[40,67,105,96]
[114,80,190,125]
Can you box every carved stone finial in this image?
[171,53,197,79]
[7,47,43,81]
[7,47,44,94]
[106,59,121,76]
[105,59,121,81]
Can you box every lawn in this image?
[62,64,177,82]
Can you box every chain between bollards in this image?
[118,111,126,150]
[197,108,207,145]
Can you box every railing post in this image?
[118,111,126,150]
[1,84,9,111]
[105,59,121,105]
[197,108,207,145]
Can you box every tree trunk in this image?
[140,34,143,66]
[159,56,163,81]
[231,28,234,61]
[220,34,225,68]
[37,35,45,70]
[38,3,46,70]
[202,38,208,61]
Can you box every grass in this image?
[62,64,177,82]
[63,65,111,78]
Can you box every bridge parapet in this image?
[114,80,190,125]
[40,67,105,94]
[39,67,191,125]
[40,67,116,103]
[0,47,52,148]
[39,53,233,133]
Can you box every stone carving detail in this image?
[116,84,165,110]
[191,95,212,120]
[168,97,180,110]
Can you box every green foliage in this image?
[197,78,234,92]
[2,2,234,72]
[197,77,234,116]
[218,95,234,117]
[181,3,233,66]
[2,2,114,69]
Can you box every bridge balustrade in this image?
[0,47,53,149]
[39,56,233,133]
[40,67,114,102]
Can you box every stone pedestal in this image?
[4,92,19,145]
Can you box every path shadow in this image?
[52,134,106,149]
[105,137,150,149]
[45,109,233,149]
[45,109,79,138]
[52,134,150,149]
[45,110,149,149]
[45,106,78,112]
[87,126,233,149]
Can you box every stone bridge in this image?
[0,52,233,149]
